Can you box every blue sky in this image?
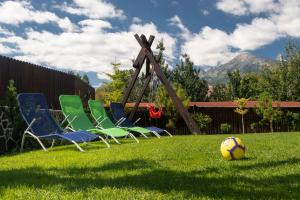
[0,0,299,87]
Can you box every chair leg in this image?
[34,136,48,151]
[111,135,121,144]
[129,133,139,143]
[140,132,149,139]
[21,131,48,152]
[165,130,173,137]
[99,136,111,148]
[152,131,161,138]
[70,140,84,152]
[20,133,27,152]
[50,139,56,148]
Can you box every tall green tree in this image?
[171,54,208,101]
[240,73,261,99]
[228,70,242,99]
[209,84,231,101]
[255,92,282,132]
[5,80,23,134]
[155,83,190,129]
[82,74,90,84]
[234,98,249,134]
[96,63,132,104]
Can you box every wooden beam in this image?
[122,35,154,105]
[133,35,154,68]
[128,69,153,120]
[121,67,141,105]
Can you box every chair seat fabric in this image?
[62,130,99,143]
[146,126,165,134]
[88,128,129,138]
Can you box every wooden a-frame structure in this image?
[122,34,200,134]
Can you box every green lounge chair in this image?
[59,95,139,144]
[89,100,150,138]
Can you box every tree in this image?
[255,92,282,132]
[228,70,242,99]
[193,113,212,132]
[209,84,231,101]
[156,39,172,79]
[4,80,23,135]
[96,63,132,104]
[234,98,249,134]
[67,70,90,84]
[171,54,208,101]
[155,83,190,129]
[283,111,300,132]
[82,74,90,84]
[240,73,261,99]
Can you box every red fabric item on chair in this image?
[149,105,162,119]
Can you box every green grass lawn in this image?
[0,133,299,200]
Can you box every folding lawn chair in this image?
[17,93,109,152]
[59,95,139,144]
[88,99,139,143]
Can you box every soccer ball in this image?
[220,137,246,160]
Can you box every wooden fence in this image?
[0,55,95,109]
[128,107,300,135]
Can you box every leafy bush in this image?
[220,123,231,134]
[5,80,23,134]
[193,113,212,132]
[250,122,258,133]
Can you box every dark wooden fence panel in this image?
[0,55,95,109]
[127,107,300,135]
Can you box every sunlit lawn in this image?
[0,132,299,200]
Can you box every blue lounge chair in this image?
[17,93,110,152]
[110,102,172,137]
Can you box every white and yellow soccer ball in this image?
[220,137,246,160]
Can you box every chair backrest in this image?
[110,102,134,127]
[88,100,115,129]
[59,95,94,131]
[17,93,63,136]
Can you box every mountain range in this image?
[200,53,275,85]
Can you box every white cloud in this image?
[0,43,14,54]
[216,0,248,15]
[0,26,14,37]
[201,9,210,16]
[0,1,76,32]
[132,17,142,24]
[2,20,176,77]
[97,72,110,81]
[230,18,279,50]
[216,0,278,15]
[61,0,125,19]
[181,27,236,66]
[179,0,300,66]
[168,15,191,40]
[272,0,300,37]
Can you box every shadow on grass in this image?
[0,158,299,199]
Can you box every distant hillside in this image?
[201,53,275,84]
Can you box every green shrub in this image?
[220,123,231,134]
[193,113,212,132]
[250,122,258,133]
